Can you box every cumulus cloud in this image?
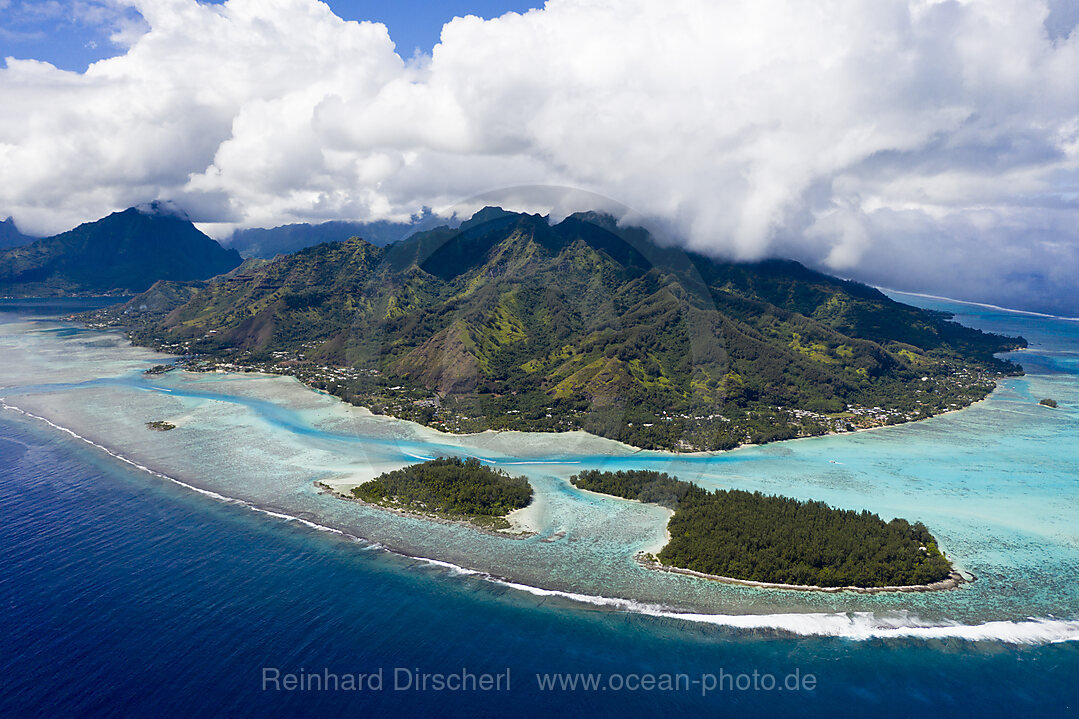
[1,0,1078,312]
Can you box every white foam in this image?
[4,398,1077,647]
[646,611,1079,644]
[884,289,1079,322]
[485,577,1079,644]
[0,399,352,539]
[395,551,1079,645]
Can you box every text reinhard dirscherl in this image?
[262,667,510,693]
[261,667,817,696]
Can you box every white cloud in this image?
[1,0,1078,311]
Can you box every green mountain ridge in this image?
[88,208,1025,451]
[0,208,242,296]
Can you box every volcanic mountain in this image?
[94,208,1023,450]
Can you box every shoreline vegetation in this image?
[147,355,1001,458]
[634,553,967,594]
[316,457,536,537]
[91,330,1018,455]
[571,469,960,592]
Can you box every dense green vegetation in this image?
[0,207,240,296]
[571,469,954,588]
[352,457,533,525]
[145,421,176,431]
[83,207,1024,451]
[570,469,699,508]
[1040,398,1058,408]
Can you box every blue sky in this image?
[0,1,546,70]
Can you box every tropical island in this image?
[321,457,534,532]
[570,469,960,591]
[76,207,1026,452]
[145,420,176,431]
[1039,398,1058,408]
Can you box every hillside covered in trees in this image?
[571,469,954,588]
[82,207,1025,451]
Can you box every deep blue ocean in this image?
[1,297,1077,717]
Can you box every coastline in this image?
[313,480,537,540]
[177,362,1005,457]
[635,553,969,594]
[717,398,989,456]
[290,374,1001,454]
[67,304,1015,457]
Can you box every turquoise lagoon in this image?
[0,293,1077,641]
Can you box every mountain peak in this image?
[563,210,620,229]
[133,200,190,221]
[458,206,518,231]
[0,215,37,249]
[456,206,550,234]
[0,206,241,295]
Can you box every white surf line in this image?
[882,288,1079,321]
[400,554,1079,645]
[0,399,352,541]
[4,397,1077,646]
[638,610,1079,644]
